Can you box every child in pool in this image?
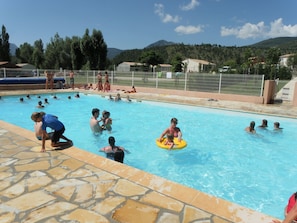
[101,111,112,132]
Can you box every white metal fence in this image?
[0,68,265,96]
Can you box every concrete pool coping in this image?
[0,88,288,222]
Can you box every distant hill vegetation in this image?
[107,48,123,59]
[110,37,297,68]
[145,40,176,48]
[107,40,174,59]
[10,37,297,63]
[249,37,297,49]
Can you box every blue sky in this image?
[1,0,297,50]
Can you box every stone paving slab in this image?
[0,120,276,223]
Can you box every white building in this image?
[117,62,172,72]
[279,54,295,67]
[182,58,216,73]
[117,62,144,72]
[157,64,172,72]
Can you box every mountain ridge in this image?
[10,37,297,60]
[107,37,297,59]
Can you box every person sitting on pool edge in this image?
[90,108,103,133]
[245,121,256,133]
[159,118,182,150]
[99,136,129,163]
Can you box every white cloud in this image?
[175,25,204,34]
[154,3,181,23]
[221,18,297,39]
[268,18,297,37]
[181,0,200,11]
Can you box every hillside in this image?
[249,37,297,49]
[107,48,123,59]
[107,40,174,59]
[111,37,297,68]
[145,40,175,48]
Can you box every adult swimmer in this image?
[159,118,182,150]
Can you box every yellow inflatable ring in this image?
[156,137,187,150]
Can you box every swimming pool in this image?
[1,92,296,219]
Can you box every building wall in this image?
[183,59,200,73]
[117,63,130,72]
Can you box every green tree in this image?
[139,50,163,71]
[80,29,107,70]
[288,54,297,70]
[93,30,107,70]
[0,25,10,61]
[32,39,44,68]
[266,48,281,65]
[265,48,281,79]
[44,33,71,69]
[16,43,33,63]
[71,36,85,70]
[171,54,183,72]
[60,37,72,70]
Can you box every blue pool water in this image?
[1,92,297,219]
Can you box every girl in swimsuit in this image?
[99,136,128,163]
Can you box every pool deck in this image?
[1,88,292,223]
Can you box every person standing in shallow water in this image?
[99,136,128,163]
[245,121,256,133]
[90,108,103,133]
[31,112,72,152]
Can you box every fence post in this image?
[260,75,265,96]
[218,73,222,93]
[4,68,6,78]
[93,70,96,84]
[184,72,187,91]
[156,72,158,88]
[132,71,134,86]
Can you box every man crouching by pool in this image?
[31,112,72,152]
[90,108,103,133]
